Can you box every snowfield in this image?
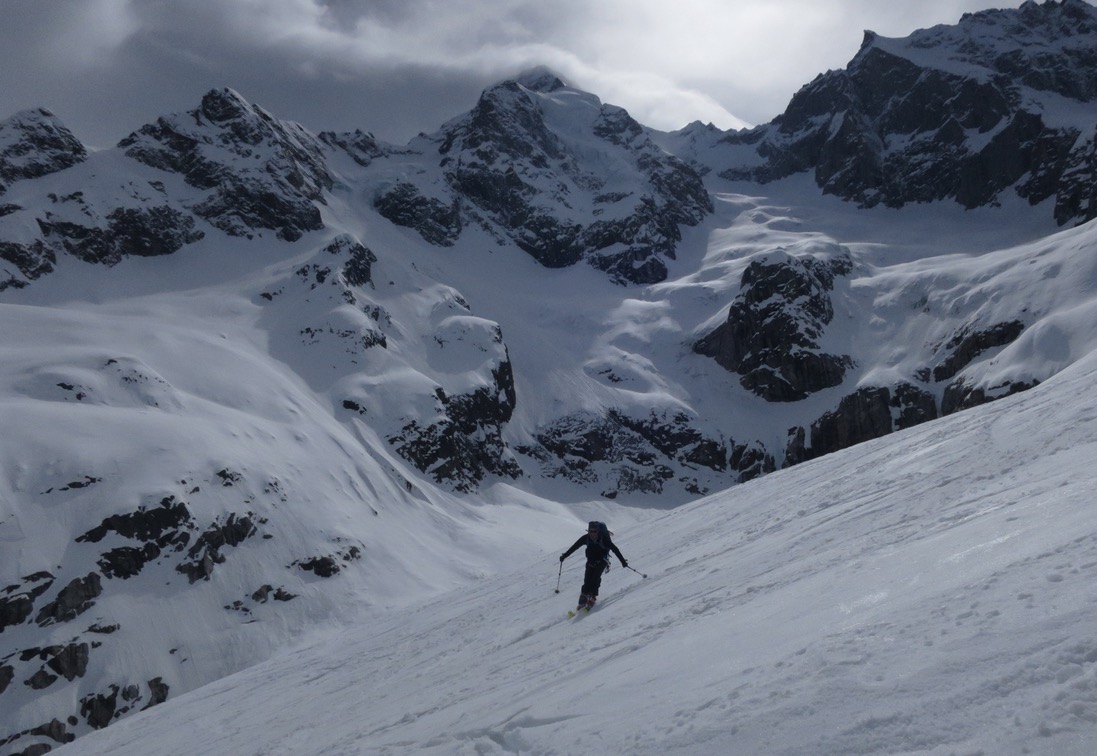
[56,348,1097,755]
[5,5,1097,751]
[4,153,1096,755]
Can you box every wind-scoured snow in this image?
[57,348,1097,755]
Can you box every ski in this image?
[567,607,589,619]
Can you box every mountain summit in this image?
[700,0,1097,225]
[382,68,715,284]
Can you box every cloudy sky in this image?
[2,0,1028,149]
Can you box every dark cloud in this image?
[1,0,1031,149]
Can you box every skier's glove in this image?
[621,559,628,568]
[559,553,566,562]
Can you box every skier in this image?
[559,521,628,612]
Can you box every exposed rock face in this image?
[390,356,521,492]
[930,320,1033,415]
[406,71,713,284]
[522,409,748,495]
[374,182,462,246]
[292,546,361,578]
[75,495,266,584]
[942,377,1040,415]
[34,573,102,627]
[1,190,204,286]
[0,717,77,751]
[176,513,259,583]
[1053,128,1097,225]
[719,0,1097,226]
[891,383,940,429]
[320,129,388,167]
[22,642,90,682]
[119,88,332,240]
[695,252,855,401]
[77,496,193,548]
[1,573,55,633]
[0,108,87,194]
[930,320,1026,383]
[36,199,204,265]
[0,238,55,289]
[0,466,362,749]
[79,678,169,730]
[256,231,525,492]
[0,109,89,286]
[806,387,895,462]
[1,88,348,289]
[784,317,1028,464]
[327,234,378,289]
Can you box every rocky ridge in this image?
[699,0,1097,227]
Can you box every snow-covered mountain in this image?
[2,1,1097,752]
[51,349,1097,755]
[678,0,1097,226]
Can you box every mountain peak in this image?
[968,0,1097,27]
[0,106,87,191]
[196,87,267,125]
[717,0,1097,226]
[512,66,568,93]
[932,0,1097,50]
[112,87,331,241]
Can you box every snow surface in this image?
[56,347,1097,755]
[5,137,1097,755]
[4,27,1097,752]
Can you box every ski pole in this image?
[626,565,648,579]
[554,560,563,593]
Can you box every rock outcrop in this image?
[521,409,757,495]
[695,251,855,402]
[389,341,522,492]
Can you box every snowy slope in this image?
[56,349,1097,756]
[3,4,1097,753]
[3,95,1097,756]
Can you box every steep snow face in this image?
[52,351,1097,756]
[0,247,575,749]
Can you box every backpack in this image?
[590,521,614,570]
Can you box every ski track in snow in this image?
[56,353,1097,755]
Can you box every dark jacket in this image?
[562,533,626,567]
